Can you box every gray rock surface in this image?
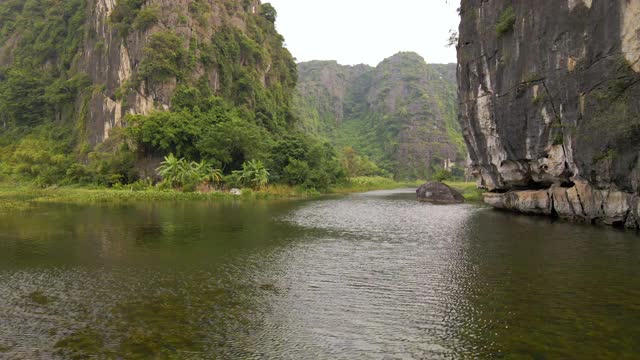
[416,182,465,204]
[458,0,640,229]
[484,182,639,227]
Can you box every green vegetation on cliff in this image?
[0,0,353,193]
[294,53,465,180]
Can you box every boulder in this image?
[416,182,465,204]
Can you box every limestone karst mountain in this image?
[294,52,465,179]
[458,0,640,228]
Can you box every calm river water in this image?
[0,189,639,359]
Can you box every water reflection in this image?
[0,191,638,358]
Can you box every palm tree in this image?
[240,159,270,190]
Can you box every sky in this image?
[266,0,461,66]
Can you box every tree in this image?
[260,3,277,23]
[282,158,310,186]
[138,31,187,83]
[340,146,360,179]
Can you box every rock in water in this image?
[416,182,465,204]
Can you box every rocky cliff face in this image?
[458,0,640,228]
[295,53,465,178]
[0,0,295,144]
[85,0,295,144]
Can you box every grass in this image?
[329,176,423,194]
[0,184,313,210]
[0,178,482,211]
[443,181,484,202]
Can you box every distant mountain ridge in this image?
[294,52,464,179]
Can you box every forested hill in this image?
[294,52,465,179]
[0,0,344,190]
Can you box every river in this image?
[0,189,638,358]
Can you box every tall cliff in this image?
[1,0,346,188]
[295,53,465,179]
[0,0,295,143]
[458,0,640,228]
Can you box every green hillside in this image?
[294,52,465,179]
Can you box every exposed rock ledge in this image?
[484,180,640,229]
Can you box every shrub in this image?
[138,31,187,83]
[87,128,138,186]
[239,160,269,190]
[282,158,310,186]
[156,154,223,191]
[432,168,453,182]
[66,164,94,184]
[496,6,516,37]
[133,6,160,32]
[260,3,277,23]
[110,0,145,37]
[223,172,242,188]
[156,154,190,189]
[8,125,77,187]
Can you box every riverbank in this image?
[0,178,481,212]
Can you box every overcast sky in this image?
[266,0,461,66]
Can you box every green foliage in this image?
[340,146,388,178]
[268,134,345,190]
[11,129,74,187]
[1,124,137,188]
[133,5,160,32]
[189,0,211,26]
[0,69,91,127]
[0,0,345,193]
[294,55,464,180]
[0,0,87,67]
[260,3,277,23]
[138,31,187,84]
[0,68,51,126]
[86,129,138,186]
[208,21,297,131]
[496,6,516,37]
[110,0,145,37]
[0,0,91,176]
[282,158,310,186]
[127,110,204,160]
[155,155,223,191]
[432,168,453,182]
[238,159,270,190]
[127,89,340,188]
[156,154,190,189]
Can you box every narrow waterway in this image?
[0,189,638,358]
